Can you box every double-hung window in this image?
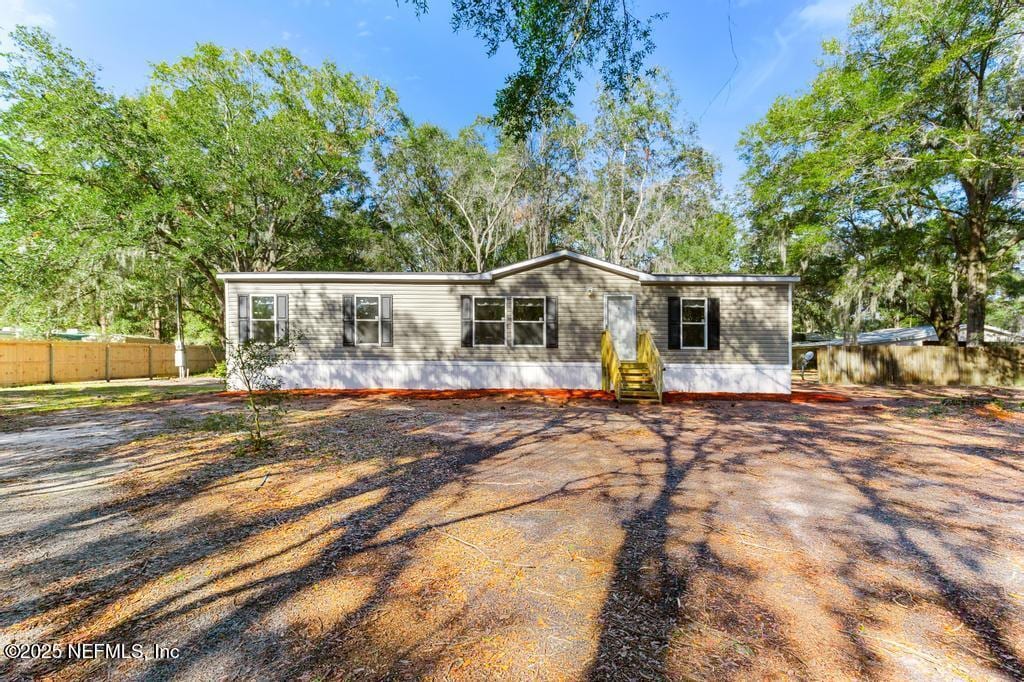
[681,298,707,349]
[473,297,506,346]
[512,297,545,346]
[356,295,380,345]
[251,296,276,343]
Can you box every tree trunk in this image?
[526,217,550,259]
[964,214,987,347]
[206,282,227,340]
[929,302,959,346]
[152,305,163,342]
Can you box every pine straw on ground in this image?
[1,386,1023,680]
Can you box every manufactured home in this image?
[218,251,797,401]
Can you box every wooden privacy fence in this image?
[0,340,221,388]
[814,344,1024,387]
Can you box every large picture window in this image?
[473,297,506,346]
[512,297,545,346]
[356,295,380,345]
[681,298,707,349]
[251,295,276,343]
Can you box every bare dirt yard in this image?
[1,380,1023,680]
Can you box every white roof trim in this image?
[487,250,647,280]
[216,272,490,283]
[640,274,800,284]
[216,250,799,284]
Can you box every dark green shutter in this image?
[461,295,473,347]
[381,295,393,347]
[667,296,681,350]
[276,294,289,341]
[238,294,250,343]
[707,298,720,350]
[342,295,354,347]
[545,297,558,348]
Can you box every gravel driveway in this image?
[1,383,1023,680]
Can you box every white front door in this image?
[606,295,637,361]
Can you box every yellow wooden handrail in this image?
[600,329,622,401]
[637,330,664,403]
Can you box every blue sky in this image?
[0,0,855,193]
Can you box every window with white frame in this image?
[681,299,707,348]
[356,295,380,345]
[251,296,276,343]
[473,297,506,346]
[512,297,545,346]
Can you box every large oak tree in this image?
[0,29,398,337]
[741,0,1024,344]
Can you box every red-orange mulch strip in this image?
[218,388,616,401]
[217,388,850,404]
[663,390,851,404]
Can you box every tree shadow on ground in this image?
[585,408,812,680]
[1,391,1023,680]
[585,398,1024,680]
[1,397,631,679]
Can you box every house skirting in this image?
[263,360,602,391]
[245,359,791,394]
[663,363,791,394]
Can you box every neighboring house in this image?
[793,324,1024,348]
[218,251,798,397]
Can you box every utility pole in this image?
[174,278,186,379]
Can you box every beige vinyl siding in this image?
[224,259,790,366]
[638,283,790,365]
[225,259,637,363]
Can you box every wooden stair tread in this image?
[610,349,661,404]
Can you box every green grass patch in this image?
[0,380,224,415]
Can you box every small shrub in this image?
[224,333,299,452]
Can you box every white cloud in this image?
[357,30,371,38]
[748,29,791,91]
[356,19,368,28]
[0,0,56,30]
[281,30,293,41]
[796,0,856,29]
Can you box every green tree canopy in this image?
[0,29,399,337]
[740,0,1024,344]
[378,75,723,274]
[568,74,722,271]
[1,29,732,342]
[407,0,662,138]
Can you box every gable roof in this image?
[216,250,799,284]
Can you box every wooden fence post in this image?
[147,345,153,379]
[104,344,111,382]
[48,342,55,384]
